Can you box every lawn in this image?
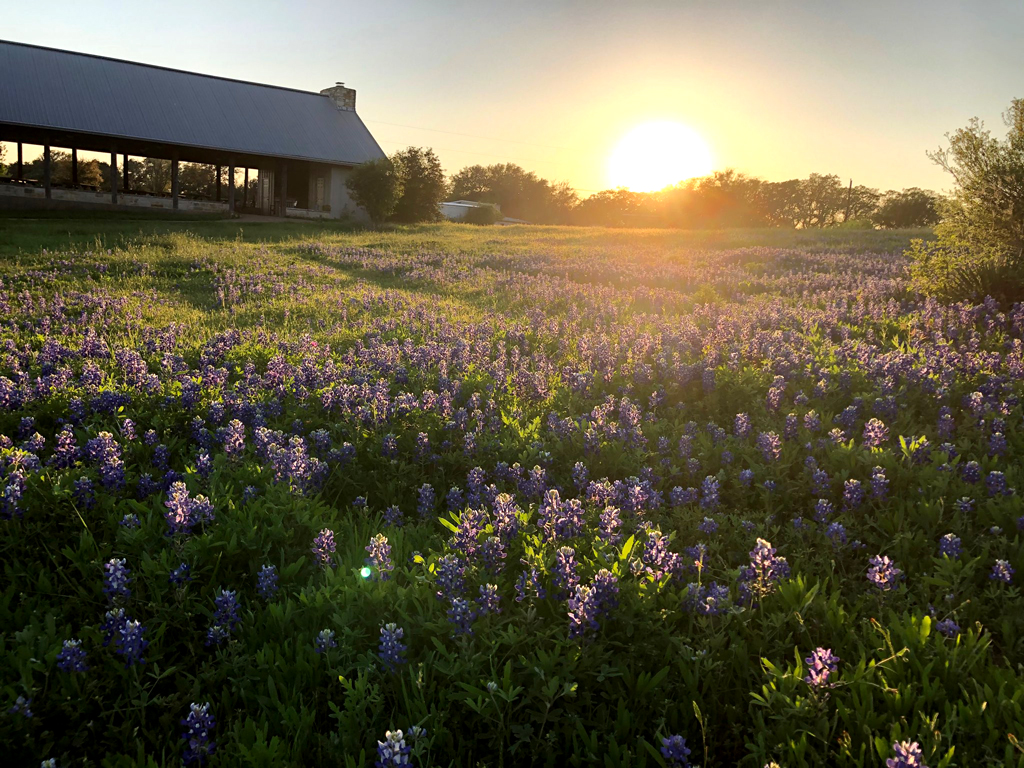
[0,218,1018,768]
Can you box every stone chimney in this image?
[321,82,356,112]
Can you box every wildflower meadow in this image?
[0,221,1021,767]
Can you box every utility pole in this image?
[844,178,853,222]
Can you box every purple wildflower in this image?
[867,555,903,592]
[378,623,407,671]
[56,639,89,672]
[311,529,337,569]
[804,647,839,688]
[181,702,216,765]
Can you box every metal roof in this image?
[0,40,385,166]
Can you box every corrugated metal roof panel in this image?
[0,40,385,166]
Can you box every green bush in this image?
[463,203,502,226]
[911,98,1024,304]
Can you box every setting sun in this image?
[608,121,714,192]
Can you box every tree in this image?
[391,147,447,223]
[178,163,217,199]
[449,163,577,224]
[872,188,940,229]
[345,157,401,224]
[0,142,7,176]
[909,98,1024,303]
[573,188,651,227]
[793,173,846,228]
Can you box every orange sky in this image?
[4,0,1023,196]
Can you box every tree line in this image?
[347,147,941,229]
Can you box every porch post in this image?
[16,142,23,180]
[122,154,129,193]
[110,151,118,204]
[278,161,288,216]
[243,168,249,208]
[71,148,78,186]
[171,158,179,210]
[227,164,235,213]
[216,165,221,202]
[43,145,51,199]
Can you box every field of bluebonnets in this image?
[1,219,1022,768]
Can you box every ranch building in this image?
[0,39,384,220]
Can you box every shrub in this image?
[345,158,401,225]
[463,203,502,225]
[910,98,1024,303]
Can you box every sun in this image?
[608,121,714,192]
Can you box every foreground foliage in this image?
[0,224,1022,767]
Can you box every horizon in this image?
[3,0,1022,197]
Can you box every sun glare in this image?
[608,121,714,192]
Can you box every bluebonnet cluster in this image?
[56,638,89,672]
[804,647,839,689]
[256,564,279,600]
[103,558,131,601]
[311,528,337,569]
[366,533,394,580]
[375,729,414,768]
[738,539,790,605]
[886,740,928,768]
[378,623,407,670]
[8,695,33,718]
[101,609,148,666]
[685,581,730,615]
[938,534,961,560]
[660,735,691,767]
[990,560,1014,584]
[206,589,241,645]
[867,555,903,592]
[315,629,337,654]
[164,481,214,535]
[169,563,192,585]
[181,702,216,764]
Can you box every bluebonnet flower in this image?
[811,468,830,496]
[376,729,412,768]
[700,475,720,510]
[989,432,1008,457]
[120,513,140,529]
[867,555,903,591]
[476,583,501,615]
[738,539,790,605]
[756,431,782,462]
[734,412,752,439]
[660,734,691,767]
[445,486,464,511]
[886,740,928,768]
[804,647,839,688]
[685,582,730,615]
[553,546,579,596]
[938,534,961,560]
[738,469,754,487]
[826,522,847,546]
[164,482,197,535]
[206,589,240,645]
[514,567,546,602]
[56,639,89,672]
[116,618,148,666]
[314,629,337,654]
[73,476,96,510]
[417,483,436,519]
[169,563,192,585]
[256,564,279,600]
[433,554,467,600]
[990,560,1014,584]
[784,412,799,440]
[987,471,1009,497]
[804,410,821,432]
[311,529,337,569]
[868,465,889,500]
[698,516,719,535]
[8,695,33,718]
[936,618,960,638]
[961,461,981,483]
[843,479,864,510]
[447,597,475,636]
[956,496,974,514]
[103,558,131,601]
[242,485,259,503]
[365,533,394,580]
[862,418,889,447]
[378,623,407,671]
[813,498,834,523]
[383,504,404,527]
[568,583,600,638]
[181,702,216,765]
[50,425,79,469]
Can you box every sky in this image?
[3,0,1022,195]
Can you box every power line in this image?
[364,119,569,151]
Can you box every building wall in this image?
[329,166,370,223]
